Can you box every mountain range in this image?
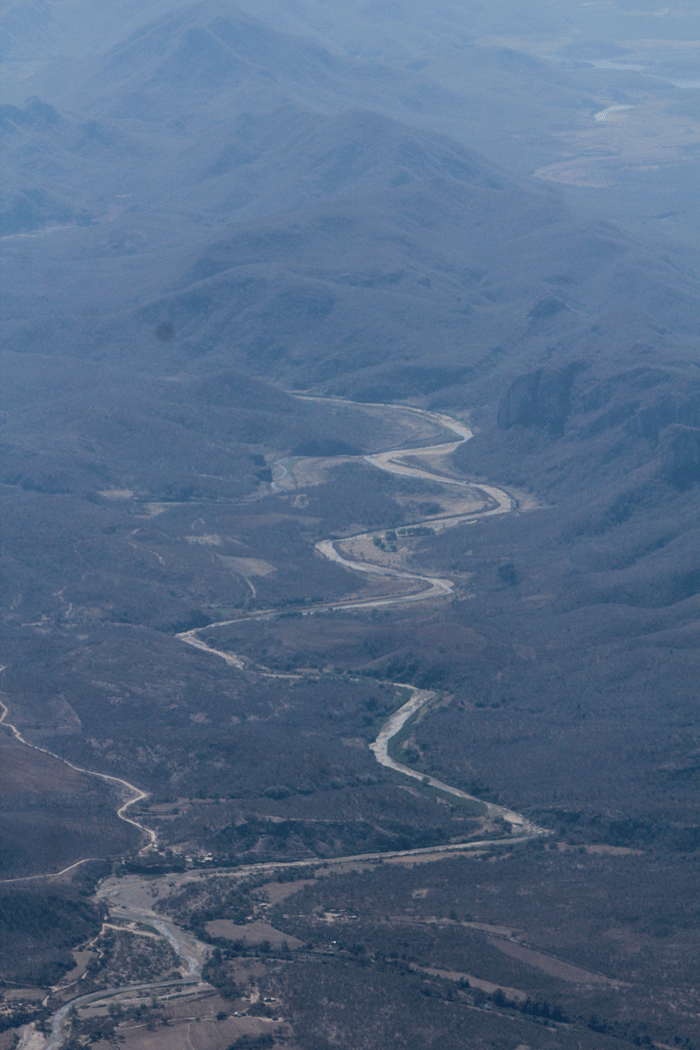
[3,2,700,1046]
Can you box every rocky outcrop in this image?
[629,392,700,443]
[660,424,700,489]
[497,364,578,435]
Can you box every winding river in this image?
[179,397,540,835]
[7,398,546,1049]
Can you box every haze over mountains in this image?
[3,2,700,1047]
[3,0,700,399]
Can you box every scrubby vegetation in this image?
[0,887,102,986]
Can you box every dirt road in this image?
[8,399,541,1050]
[0,697,158,877]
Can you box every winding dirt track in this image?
[0,696,158,881]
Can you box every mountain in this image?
[4,76,698,404]
[4,3,700,1045]
[0,0,192,63]
[13,0,450,121]
[58,108,698,406]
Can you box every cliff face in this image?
[629,392,700,443]
[498,368,700,492]
[616,387,700,488]
[497,365,578,435]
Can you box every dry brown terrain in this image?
[205,920,303,949]
[534,97,700,187]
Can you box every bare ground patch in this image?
[217,556,277,576]
[205,920,303,949]
[488,938,617,986]
[416,963,528,1002]
[114,1009,283,1050]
